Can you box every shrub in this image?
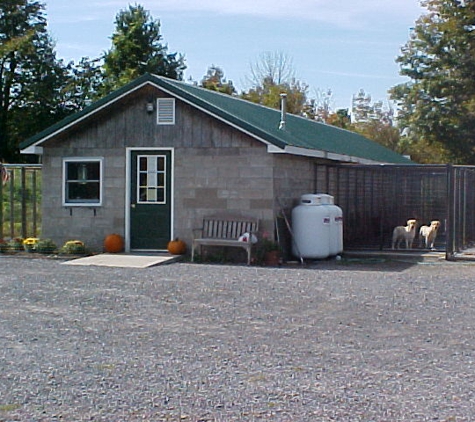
[0,239,8,253]
[60,240,86,254]
[8,238,23,251]
[36,239,57,254]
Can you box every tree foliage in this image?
[391,0,475,164]
[200,65,235,95]
[242,51,308,115]
[0,0,69,162]
[241,77,308,114]
[102,4,186,94]
[308,88,334,122]
[349,89,408,154]
[0,2,187,161]
[326,109,351,129]
[62,57,104,111]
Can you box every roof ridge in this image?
[151,74,291,148]
[152,74,378,143]
[20,73,411,164]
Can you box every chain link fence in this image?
[315,163,475,259]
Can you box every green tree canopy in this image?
[391,0,475,164]
[241,52,308,115]
[241,76,308,115]
[200,65,235,95]
[349,89,408,154]
[326,109,351,129]
[0,0,69,162]
[62,57,104,110]
[102,4,186,94]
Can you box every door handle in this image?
[131,203,136,209]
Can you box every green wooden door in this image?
[130,150,172,250]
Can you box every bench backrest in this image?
[202,216,259,239]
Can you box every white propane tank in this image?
[291,194,331,259]
[319,194,344,255]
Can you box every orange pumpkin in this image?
[104,233,124,253]
[167,238,186,255]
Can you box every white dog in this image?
[392,219,417,249]
[419,220,441,250]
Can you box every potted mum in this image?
[259,236,282,266]
[23,237,39,253]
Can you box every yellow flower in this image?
[23,237,39,246]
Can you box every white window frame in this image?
[136,154,167,205]
[156,98,175,125]
[62,157,104,206]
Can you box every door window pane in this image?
[137,155,166,204]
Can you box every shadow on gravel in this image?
[282,257,424,272]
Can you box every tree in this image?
[246,51,295,88]
[345,88,415,155]
[62,57,104,110]
[326,109,351,129]
[0,0,68,162]
[390,0,475,164]
[102,4,186,94]
[200,65,235,95]
[309,88,334,122]
[351,89,374,123]
[8,32,70,149]
[242,76,308,114]
[242,51,308,115]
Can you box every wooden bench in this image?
[191,215,259,265]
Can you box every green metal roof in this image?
[20,73,411,164]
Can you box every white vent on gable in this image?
[157,98,175,125]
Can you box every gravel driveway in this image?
[1,256,475,421]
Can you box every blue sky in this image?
[44,0,424,110]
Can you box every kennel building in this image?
[314,163,475,259]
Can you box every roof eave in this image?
[20,146,43,155]
[270,145,405,164]
[20,74,155,152]
[20,74,288,153]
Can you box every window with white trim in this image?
[63,158,103,206]
[157,98,175,125]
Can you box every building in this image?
[20,73,410,253]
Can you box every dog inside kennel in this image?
[314,163,475,258]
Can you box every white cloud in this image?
[44,0,424,36]
[79,0,423,28]
[146,0,423,27]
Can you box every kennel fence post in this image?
[446,164,455,260]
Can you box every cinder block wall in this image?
[40,85,338,253]
[40,87,279,251]
[41,143,127,252]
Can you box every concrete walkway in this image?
[62,252,181,268]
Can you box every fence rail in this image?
[0,164,42,240]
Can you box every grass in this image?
[1,166,42,239]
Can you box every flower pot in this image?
[264,250,281,266]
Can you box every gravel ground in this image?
[1,256,475,421]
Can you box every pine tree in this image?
[102,4,186,94]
